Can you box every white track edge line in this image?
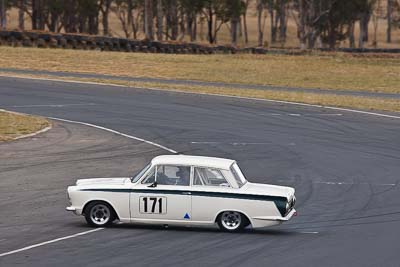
[13,126,52,140]
[0,107,176,153]
[1,74,399,120]
[48,116,177,154]
[0,228,104,257]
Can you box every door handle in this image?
[182,192,192,195]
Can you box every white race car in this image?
[67,155,296,232]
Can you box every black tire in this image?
[217,211,249,232]
[84,201,116,227]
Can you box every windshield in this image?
[131,163,151,183]
[230,163,247,188]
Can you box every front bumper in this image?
[253,208,297,222]
[66,206,81,215]
[277,208,297,221]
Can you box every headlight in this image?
[286,196,296,213]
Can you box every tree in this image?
[47,0,65,33]
[387,0,393,42]
[112,0,140,38]
[100,0,112,35]
[144,0,153,40]
[181,0,205,42]
[226,0,244,46]
[256,0,267,46]
[295,0,374,49]
[242,0,250,44]
[18,0,25,30]
[156,0,163,40]
[0,0,7,30]
[372,0,383,47]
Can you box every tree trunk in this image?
[192,15,197,41]
[187,12,197,42]
[349,22,355,48]
[38,0,45,30]
[101,0,111,36]
[256,0,264,47]
[179,8,185,40]
[362,12,370,42]
[243,13,249,45]
[18,0,25,31]
[387,0,392,43]
[169,1,178,40]
[231,17,239,47]
[64,0,77,33]
[88,13,98,35]
[49,11,58,32]
[207,4,213,43]
[298,0,307,49]
[32,0,38,30]
[359,20,365,48]
[126,0,133,38]
[144,0,154,40]
[31,0,45,30]
[269,1,275,44]
[328,21,336,49]
[157,0,163,41]
[102,13,109,35]
[0,0,6,30]
[279,0,287,43]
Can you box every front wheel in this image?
[84,201,116,227]
[217,211,248,232]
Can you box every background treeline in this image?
[0,0,399,49]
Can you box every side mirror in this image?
[148,181,158,188]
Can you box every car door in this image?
[191,166,236,223]
[130,165,192,223]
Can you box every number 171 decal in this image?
[139,196,167,214]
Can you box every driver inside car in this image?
[175,167,190,186]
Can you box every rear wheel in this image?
[84,201,116,227]
[217,211,248,232]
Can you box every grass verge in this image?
[1,72,399,113]
[0,110,50,141]
[0,47,399,94]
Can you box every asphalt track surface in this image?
[0,76,400,266]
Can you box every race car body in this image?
[67,155,296,232]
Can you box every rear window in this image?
[230,164,246,188]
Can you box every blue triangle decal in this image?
[184,213,190,219]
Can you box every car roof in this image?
[151,155,236,170]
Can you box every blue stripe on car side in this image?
[79,188,288,216]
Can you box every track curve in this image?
[0,76,399,266]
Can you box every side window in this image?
[156,165,190,186]
[141,167,155,184]
[193,167,230,187]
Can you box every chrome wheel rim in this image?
[90,204,110,225]
[221,211,241,230]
